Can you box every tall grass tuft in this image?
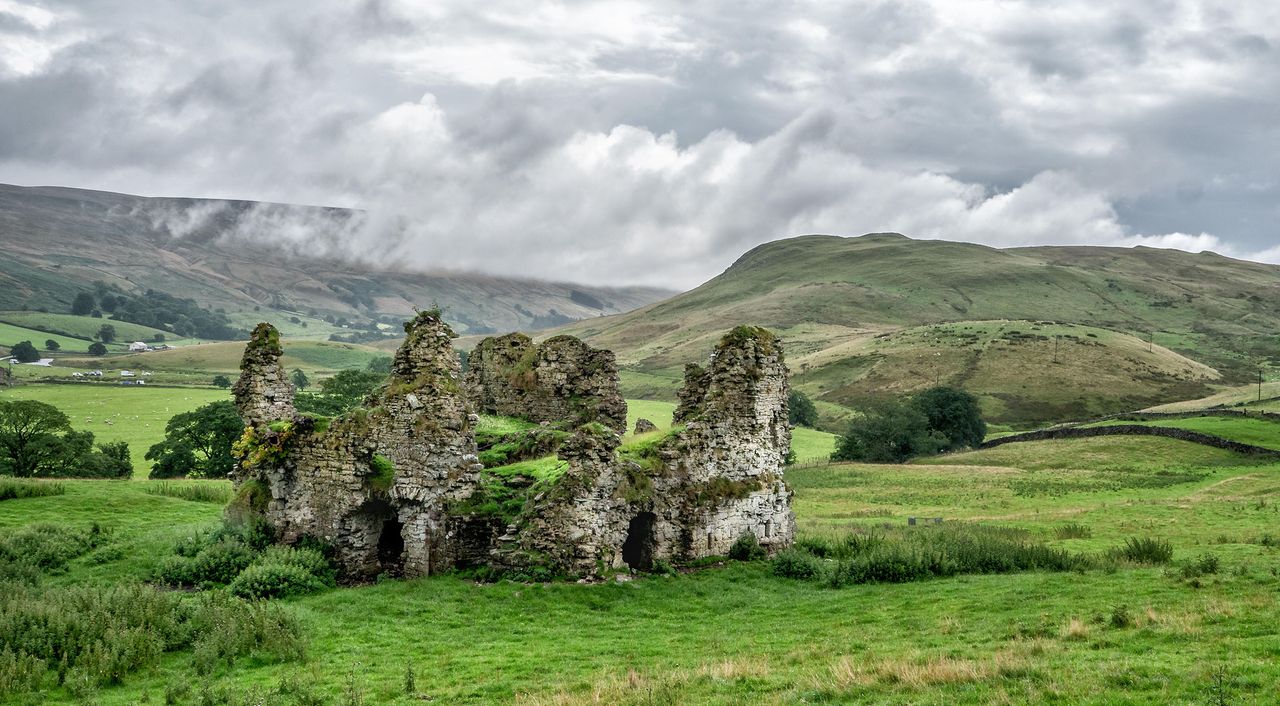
[1054,523,1093,540]
[144,481,232,504]
[1109,536,1174,565]
[0,479,65,502]
[774,523,1092,587]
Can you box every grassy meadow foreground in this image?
[1,411,1277,704]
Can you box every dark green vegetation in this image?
[0,478,64,501]
[146,401,243,479]
[787,389,817,427]
[832,386,985,463]
[293,369,386,416]
[0,184,670,336]
[0,400,132,478]
[153,522,335,600]
[7,340,38,363]
[773,524,1089,585]
[561,233,1280,427]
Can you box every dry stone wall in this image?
[231,314,795,581]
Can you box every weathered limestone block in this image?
[465,333,627,432]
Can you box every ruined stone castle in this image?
[229,310,794,579]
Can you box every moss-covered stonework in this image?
[231,314,794,580]
[465,333,628,432]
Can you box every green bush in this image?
[0,523,111,573]
[157,523,333,599]
[770,549,824,580]
[0,583,303,697]
[228,563,325,600]
[728,533,767,561]
[1110,536,1174,565]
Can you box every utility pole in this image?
[1259,368,1264,404]
[1149,331,1154,353]
[1053,335,1060,364]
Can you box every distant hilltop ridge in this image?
[557,232,1280,426]
[0,183,673,335]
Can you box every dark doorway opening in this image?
[621,512,656,571]
[377,518,405,574]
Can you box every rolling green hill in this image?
[558,233,1280,427]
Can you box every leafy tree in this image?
[294,369,384,416]
[290,368,310,390]
[88,342,108,356]
[146,401,243,479]
[788,390,818,427]
[0,401,132,478]
[96,324,117,344]
[0,400,71,477]
[44,339,60,352]
[153,334,165,343]
[366,356,392,374]
[8,341,39,363]
[71,292,96,316]
[910,387,986,451]
[212,375,232,389]
[831,400,947,464]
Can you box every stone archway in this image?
[377,517,405,575]
[621,512,656,571]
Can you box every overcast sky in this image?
[2,0,1278,288]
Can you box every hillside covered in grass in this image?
[560,233,1280,427]
[0,183,672,336]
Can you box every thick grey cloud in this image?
[1,0,1278,287]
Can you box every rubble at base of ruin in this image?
[230,310,795,580]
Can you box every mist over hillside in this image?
[0,184,673,335]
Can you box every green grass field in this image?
[0,385,230,475]
[0,320,126,353]
[3,431,1278,704]
[1085,415,1280,451]
[0,311,199,347]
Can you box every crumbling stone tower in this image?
[231,314,794,581]
[491,326,795,575]
[231,310,481,577]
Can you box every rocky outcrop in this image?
[465,333,627,432]
[633,418,658,434]
[232,315,794,581]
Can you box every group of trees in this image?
[8,337,108,359]
[832,387,986,463]
[69,283,245,340]
[0,400,132,478]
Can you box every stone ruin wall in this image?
[231,313,794,581]
[491,327,795,575]
[231,312,481,578]
[465,333,628,432]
